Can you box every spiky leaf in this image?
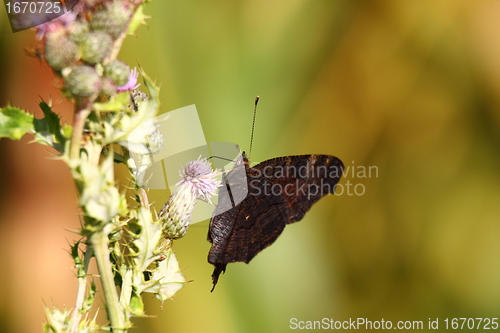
[0,106,34,140]
[127,5,151,36]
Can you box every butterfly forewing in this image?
[252,155,343,223]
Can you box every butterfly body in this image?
[208,152,343,291]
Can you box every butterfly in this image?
[207,151,343,291]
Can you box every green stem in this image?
[70,248,92,333]
[103,1,144,65]
[70,274,86,332]
[70,260,87,333]
[90,231,126,333]
[70,98,91,160]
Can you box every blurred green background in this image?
[1,1,499,332]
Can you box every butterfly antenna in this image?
[249,96,259,159]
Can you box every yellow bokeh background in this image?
[1,1,499,332]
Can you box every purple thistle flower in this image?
[177,157,220,203]
[116,68,141,93]
[159,157,220,239]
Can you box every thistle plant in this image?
[0,1,220,332]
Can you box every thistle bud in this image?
[69,19,90,43]
[45,31,78,71]
[100,78,117,96]
[103,60,130,86]
[159,158,220,239]
[65,65,102,97]
[91,0,133,40]
[80,31,113,65]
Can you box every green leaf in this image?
[129,292,145,315]
[0,106,34,140]
[62,124,73,139]
[33,101,68,148]
[105,95,159,151]
[139,67,160,108]
[0,102,71,152]
[82,281,97,313]
[127,4,151,36]
[125,207,185,300]
[131,207,163,272]
[147,249,186,302]
[75,154,128,222]
[93,92,131,112]
[43,306,71,333]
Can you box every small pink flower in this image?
[116,68,141,92]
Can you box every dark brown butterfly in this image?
[208,152,343,291]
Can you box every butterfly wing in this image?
[208,154,343,290]
[252,155,344,224]
[208,162,290,289]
